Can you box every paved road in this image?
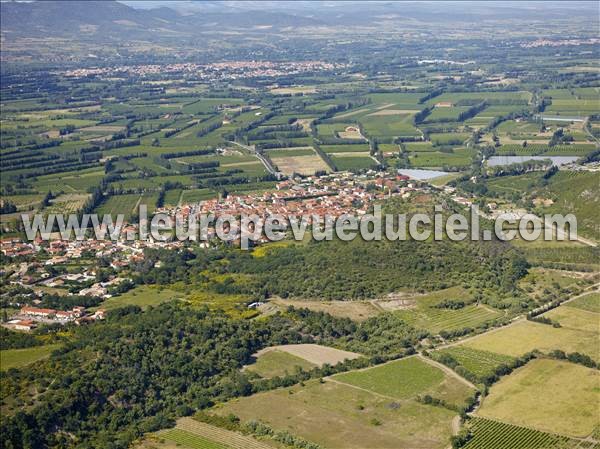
[228,140,279,177]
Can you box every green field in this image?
[464,417,583,449]
[359,113,421,138]
[393,287,503,333]
[330,154,378,171]
[534,171,600,242]
[566,292,600,313]
[154,418,274,449]
[181,188,217,204]
[543,301,599,333]
[0,344,62,371]
[432,346,515,382]
[160,429,230,449]
[333,356,474,407]
[321,144,371,153]
[477,359,599,437]
[464,319,599,362]
[95,194,144,220]
[98,286,182,311]
[409,149,473,168]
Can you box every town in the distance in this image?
[0,2,599,449]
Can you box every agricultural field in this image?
[0,344,62,371]
[404,142,435,152]
[44,193,90,215]
[142,417,275,449]
[428,132,470,146]
[476,359,599,437]
[463,417,585,449]
[94,193,145,220]
[543,88,600,116]
[431,346,515,382]
[408,148,473,168]
[543,299,599,333]
[320,144,371,153]
[495,144,595,156]
[211,377,460,449]
[163,189,182,207]
[390,286,503,334]
[463,318,599,362]
[269,150,329,176]
[359,113,421,139]
[566,292,600,313]
[180,188,218,204]
[252,344,362,367]
[330,154,378,171]
[1,8,600,448]
[332,356,475,407]
[244,349,317,378]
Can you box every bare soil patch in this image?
[254,344,362,367]
[271,154,329,176]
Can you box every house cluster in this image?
[1,238,35,258]
[159,171,418,230]
[7,306,106,331]
[63,60,346,83]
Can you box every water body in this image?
[397,169,449,180]
[487,156,579,167]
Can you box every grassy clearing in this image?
[543,303,599,333]
[566,292,600,313]
[245,350,317,378]
[464,319,599,361]
[477,359,600,437]
[212,378,458,449]
[98,285,182,311]
[517,268,583,300]
[1,344,62,371]
[270,298,379,321]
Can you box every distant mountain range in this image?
[1,1,597,63]
[0,0,324,41]
[2,0,597,41]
